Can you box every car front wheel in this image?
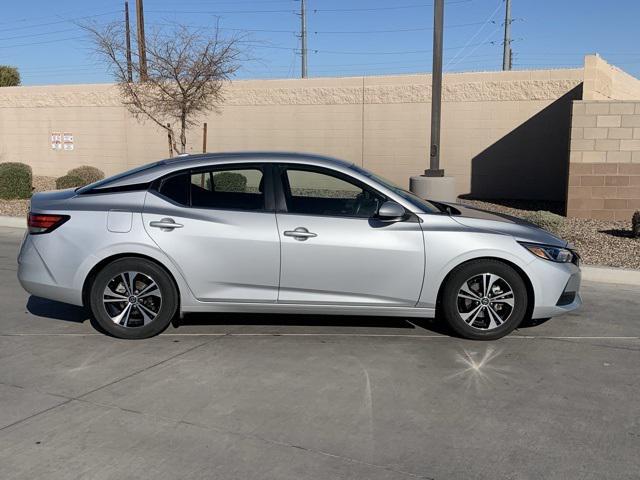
[441,259,528,340]
[89,257,178,339]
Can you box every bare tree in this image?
[82,21,242,156]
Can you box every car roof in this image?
[88,152,355,190]
[161,152,352,168]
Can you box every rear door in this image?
[143,163,280,302]
[275,164,425,306]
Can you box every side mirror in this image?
[376,201,406,222]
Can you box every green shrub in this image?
[520,210,566,235]
[66,166,104,186]
[211,172,247,192]
[55,175,85,190]
[0,162,32,199]
[0,66,20,87]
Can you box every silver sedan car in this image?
[18,152,581,340]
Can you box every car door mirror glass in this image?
[376,201,406,222]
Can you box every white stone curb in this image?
[0,214,638,285]
[581,265,640,286]
[0,215,26,229]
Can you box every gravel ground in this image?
[0,176,56,218]
[461,199,640,269]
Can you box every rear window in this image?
[77,162,161,194]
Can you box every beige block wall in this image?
[567,101,640,219]
[583,54,640,100]
[0,67,586,201]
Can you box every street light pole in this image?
[426,0,444,176]
[135,0,148,81]
[502,0,512,71]
[124,1,133,83]
[409,0,456,202]
[301,0,308,78]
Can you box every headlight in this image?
[520,242,576,263]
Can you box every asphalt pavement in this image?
[0,226,638,480]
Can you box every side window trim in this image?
[274,163,387,218]
[154,163,276,212]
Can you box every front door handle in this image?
[149,218,184,230]
[283,227,317,241]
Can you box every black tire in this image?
[441,259,528,340]
[89,257,178,339]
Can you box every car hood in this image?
[441,202,568,247]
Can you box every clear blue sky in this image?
[2,0,639,85]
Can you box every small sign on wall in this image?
[51,132,74,151]
[63,132,74,151]
[50,132,62,150]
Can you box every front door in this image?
[143,164,280,302]
[275,165,425,306]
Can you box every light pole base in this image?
[409,175,457,203]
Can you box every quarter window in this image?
[282,168,384,218]
[158,173,189,206]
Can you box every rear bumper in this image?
[17,234,83,306]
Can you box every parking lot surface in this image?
[0,226,638,479]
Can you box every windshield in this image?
[350,165,442,214]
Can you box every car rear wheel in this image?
[89,257,178,339]
[441,259,528,340]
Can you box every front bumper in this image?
[530,259,582,319]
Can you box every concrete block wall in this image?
[0,68,584,201]
[567,101,640,220]
[583,54,640,101]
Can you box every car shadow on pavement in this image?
[25,295,459,337]
[26,296,89,323]
[178,312,455,336]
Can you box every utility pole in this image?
[427,0,444,176]
[135,0,148,81]
[124,1,133,83]
[409,0,455,202]
[502,0,512,71]
[300,0,308,78]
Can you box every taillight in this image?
[27,213,69,234]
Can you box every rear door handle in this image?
[283,227,317,241]
[149,218,184,230]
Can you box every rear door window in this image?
[190,168,264,210]
[157,167,265,211]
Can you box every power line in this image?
[0,35,85,49]
[312,1,472,13]
[312,21,487,34]
[148,1,473,16]
[308,41,495,56]
[146,20,489,36]
[0,11,119,34]
[147,8,296,15]
[0,28,78,42]
[444,0,503,69]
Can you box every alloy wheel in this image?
[102,271,162,327]
[456,273,515,330]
